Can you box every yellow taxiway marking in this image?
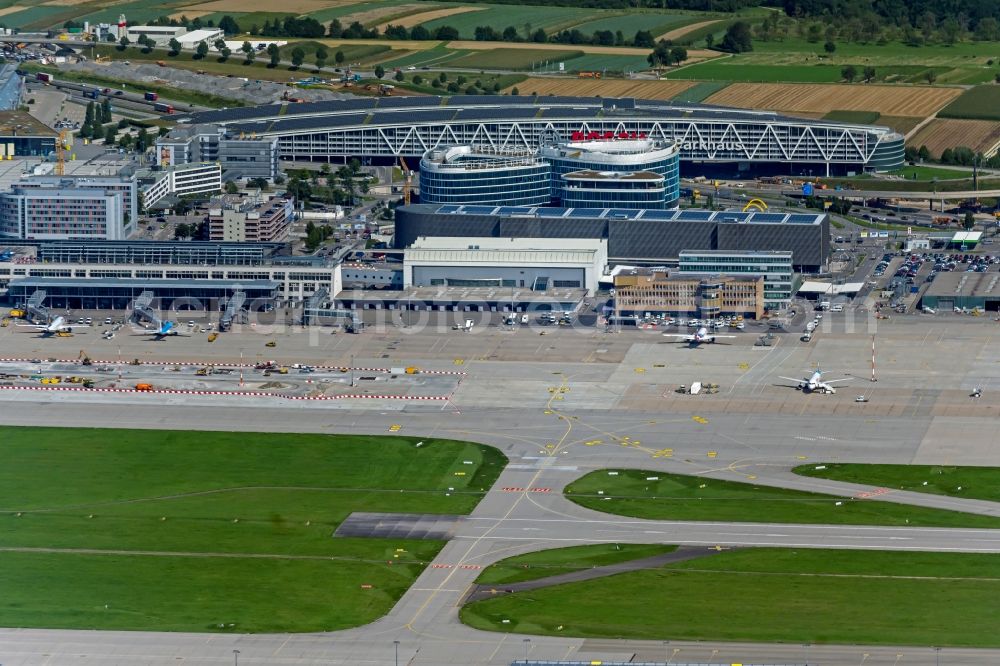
[388,424,402,432]
[652,448,673,458]
[707,451,718,458]
[692,415,708,424]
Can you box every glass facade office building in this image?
[420,139,681,209]
[541,139,680,208]
[419,146,551,207]
[561,170,668,209]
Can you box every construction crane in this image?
[398,156,412,205]
[55,129,70,176]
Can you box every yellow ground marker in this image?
[707,451,718,458]
[585,440,603,446]
[634,367,646,373]
[692,415,708,424]
[544,410,554,415]
[652,448,673,458]
[738,362,750,370]
[388,424,402,432]
[453,358,464,365]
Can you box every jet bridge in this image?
[302,287,362,331]
[25,289,49,324]
[129,290,162,329]
[219,290,246,332]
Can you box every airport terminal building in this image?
[395,204,830,272]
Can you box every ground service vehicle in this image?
[134,383,154,391]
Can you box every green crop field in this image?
[447,48,583,71]
[823,110,881,124]
[663,60,944,83]
[1,5,78,30]
[279,41,390,63]
[474,544,676,586]
[938,85,1000,121]
[0,426,505,633]
[564,469,1000,528]
[461,548,1000,647]
[420,5,587,39]
[564,13,689,38]
[670,80,729,102]
[560,53,651,74]
[795,463,1000,502]
[379,46,471,69]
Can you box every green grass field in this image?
[379,45,471,69]
[889,165,975,180]
[938,85,1000,121]
[279,41,390,64]
[795,463,1000,502]
[564,469,1000,528]
[0,426,505,632]
[474,544,676,586]
[562,53,651,74]
[461,548,1000,647]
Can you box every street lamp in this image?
[394,640,400,666]
[523,638,530,663]
[232,649,240,666]
[935,646,941,666]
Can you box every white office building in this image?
[139,162,222,208]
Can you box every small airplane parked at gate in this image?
[16,316,87,337]
[779,369,850,394]
[663,326,736,346]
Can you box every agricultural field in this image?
[658,18,721,42]
[462,548,1000,647]
[420,4,586,40]
[446,48,583,71]
[876,115,923,135]
[0,426,505,633]
[705,83,963,118]
[507,76,695,100]
[938,85,1000,121]
[822,110,881,124]
[378,5,484,30]
[668,80,728,103]
[565,12,691,39]
[563,469,1000,528]
[907,119,1000,158]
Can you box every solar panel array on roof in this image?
[717,212,752,222]
[676,210,714,220]
[536,96,602,106]
[607,209,640,219]
[639,210,678,221]
[462,205,499,214]
[377,96,443,108]
[282,98,377,115]
[185,104,283,124]
[447,95,525,106]
[571,208,607,218]
[496,206,531,215]
[371,110,454,125]
[603,97,635,109]
[535,208,568,217]
[540,108,597,119]
[786,214,821,223]
[453,107,538,120]
[262,114,368,133]
[437,205,462,213]
[747,213,788,223]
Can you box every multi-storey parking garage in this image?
[174,94,904,176]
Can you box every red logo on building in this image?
[570,131,648,141]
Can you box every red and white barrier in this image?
[0,385,451,402]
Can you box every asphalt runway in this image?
[2,311,1000,665]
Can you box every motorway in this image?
[2,314,1000,665]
